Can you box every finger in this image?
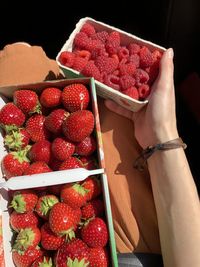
[154,48,174,92]
[104,99,133,120]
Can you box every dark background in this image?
[1,0,200,191]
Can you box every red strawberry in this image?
[13,90,41,114]
[62,83,90,112]
[40,222,65,251]
[48,156,62,171]
[81,217,108,247]
[82,176,102,201]
[49,202,77,238]
[44,109,68,135]
[2,150,30,179]
[26,114,50,142]
[59,157,82,171]
[12,246,44,267]
[80,156,97,170]
[35,194,59,220]
[62,110,94,142]
[40,87,62,108]
[4,128,30,151]
[10,211,39,232]
[29,140,51,164]
[89,247,109,267]
[81,198,104,220]
[10,189,38,213]
[0,103,25,127]
[24,161,52,175]
[55,238,89,267]
[60,183,88,209]
[31,256,53,267]
[51,137,75,161]
[13,227,41,251]
[75,135,96,156]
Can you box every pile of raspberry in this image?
[59,22,163,101]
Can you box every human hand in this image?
[105,48,179,149]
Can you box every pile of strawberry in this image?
[9,180,108,267]
[59,22,163,101]
[0,84,109,266]
[0,84,97,179]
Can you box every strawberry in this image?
[51,137,75,161]
[81,198,104,220]
[59,157,83,171]
[60,183,88,209]
[13,227,41,251]
[62,83,90,112]
[10,189,38,213]
[49,202,77,238]
[40,87,62,108]
[13,90,41,114]
[0,103,25,128]
[62,110,94,142]
[24,161,52,175]
[48,184,62,195]
[40,222,65,250]
[4,128,30,151]
[26,114,50,142]
[12,246,44,267]
[48,156,62,171]
[28,140,51,164]
[82,176,102,201]
[35,195,59,220]
[89,247,109,267]
[75,135,96,156]
[81,217,108,247]
[1,150,30,179]
[31,256,53,267]
[44,109,68,135]
[80,156,97,170]
[55,238,89,267]
[10,211,39,232]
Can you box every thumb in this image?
[153,48,174,92]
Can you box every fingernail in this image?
[167,48,174,59]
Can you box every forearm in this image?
[148,146,200,267]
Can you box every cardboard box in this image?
[56,17,166,112]
[0,77,118,267]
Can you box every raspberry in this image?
[128,43,140,55]
[138,84,150,99]
[95,56,118,74]
[73,32,88,49]
[152,49,162,62]
[119,75,136,91]
[119,62,136,76]
[91,31,109,44]
[81,60,101,81]
[134,69,149,87]
[103,73,120,90]
[146,49,162,85]
[129,54,140,68]
[75,50,91,61]
[139,46,154,68]
[59,51,75,67]
[90,47,108,60]
[118,47,129,61]
[72,56,88,72]
[123,86,139,100]
[105,31,120,55]
[80,23,96,37]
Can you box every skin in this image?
[105,49,200,267]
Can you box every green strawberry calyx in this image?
[4,130,24,150]
[12,228,36,251]
[67,258,89,267]
[11,146,31,164]
[38,257,53,267]
[60,228,75,241]
[10,193,26,213]
[39,196,59,216]
[72,183,88,196]
[29,101,41,115]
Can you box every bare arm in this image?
[105,49,200,267]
